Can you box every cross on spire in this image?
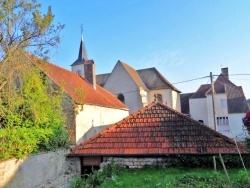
[70,25,88,66]
[81,24,84,41]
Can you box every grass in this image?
[98,167,250,188]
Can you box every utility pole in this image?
[210,72,218,131]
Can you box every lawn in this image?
[98,167,250,188]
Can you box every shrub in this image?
[170,173,228,188]
[102,161,122,178]
[169,154,250,168]
[70,176,85,188]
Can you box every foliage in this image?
[70,176,86,188]
[0,0,68,160]
[70,162,122,188]
[0,126,52,159]
[170,173,228,188]
[233,170,250,188]
[99,167,250,188]
[0,60,69,159]
[102,161,122,178]
[38,123,70,151]
[0,0,64,60]
[168,154,250,168]
[243,110,250,134]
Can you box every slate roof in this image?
[96,61,180,92]
[71,37,88,66]
[190,84,211,99]
[206,74,248,113]
[70,102,245,156]
[96,73,110,87]
[137,67,180,92]
[180,93,194,114]
[25,54,127,109]
[188,74,248,114]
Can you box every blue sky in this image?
[41,0,250,99]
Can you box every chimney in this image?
[84,60,96,90]
[221,67,229,80]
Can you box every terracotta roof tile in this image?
[70,102,247,156]
[25,54,127,109]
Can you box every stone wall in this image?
[101,157,170,169]
[0,149,80,188]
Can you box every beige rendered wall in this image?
[75,104,129,144]
[207,93,228,130]
[0,149,80,188]
[189,98,209,126]
[104,62,142,113]
[148,89,181,111]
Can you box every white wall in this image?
[72,64,84,76]
[171,90,181,112]
[189,98,209,126]
[75,104,129,144]
[104,63,142,113]
[228,113,246,138]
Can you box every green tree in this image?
[0,0,68,160]
[0,0,64,61]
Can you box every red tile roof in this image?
[70,102,246,156]
[25,54,127,109]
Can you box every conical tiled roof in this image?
[70,102,246,156]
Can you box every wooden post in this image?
[213,156,217,172]
[210,72,218,131]
[219,154,232,188]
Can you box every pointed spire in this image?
[70,26,88,66]
[77,36,88,61]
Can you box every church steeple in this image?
[71,27,88,66]
[77,35,88,62]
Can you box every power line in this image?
[173,76,210,84]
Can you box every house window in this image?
[154,93,163,102]
[221,99,227,108]
[217,117,228,126]
[117,94,125,103]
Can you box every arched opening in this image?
[117,93,125,103]
[154,93,163,102]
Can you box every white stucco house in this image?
[181,68,249,138]
[94,60,181,114]
[26,38,129,145]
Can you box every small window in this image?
[198,120,204,124]
[154,93,163,102]
[117,94,125,103]
[221,99,227,108]
[217,117,228,126]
